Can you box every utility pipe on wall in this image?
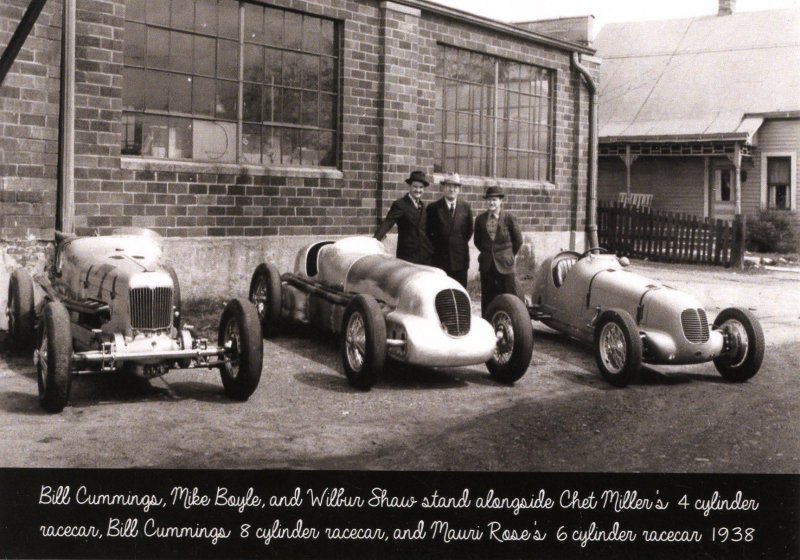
[571,52,599,249]
[57,0,76,233]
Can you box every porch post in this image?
[728,143,745,269]
[619,145,638,194]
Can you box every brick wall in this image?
[0,0,61,240]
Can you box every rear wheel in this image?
[8,268,35,353]
[712,307,764,382]
[249,263,282,337]
[37,301,73,413]
[341,295,386,390]
[594,309,642,387]
[217,298,263,401]
[485,294,534,384]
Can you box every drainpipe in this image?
[57,0,76,233]
[571,52,599,249]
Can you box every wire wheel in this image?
[598,321,626,374]
[491,310,515,366]
[222,318,241,380]
[345,311,366,373]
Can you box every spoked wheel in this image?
[594,309,642,387]
[712,307,764,382]
[341,295,386,390]
[485,294,534,384]
[217,298,263,401]
[37,301,73,413]
[8,268,35,353]
[249,263,282,337]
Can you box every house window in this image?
[434,45,553,181]
[714,168,732,202]
[122,0,339,167]
[767,157,791,209]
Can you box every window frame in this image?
[434,44,555,183]
[761,152,796,211]
[121,0,341,169]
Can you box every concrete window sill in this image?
[120,157,344,180]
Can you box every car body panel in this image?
[531,252,725,365]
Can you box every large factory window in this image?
[122,0,339,167]
[435,45,553,182]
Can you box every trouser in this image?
[444,268,468,289]
[480,267,517,316]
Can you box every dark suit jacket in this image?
[473,210,523,274]
[426,197,473,272]
[375,194,433,264]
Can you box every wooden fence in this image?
[597,201,738,266]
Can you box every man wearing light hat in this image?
[374,170,434,265]
[473,185,523,315]
[426,173,473,288]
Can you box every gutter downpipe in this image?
[571,52,599,249]
[57,0,76,234]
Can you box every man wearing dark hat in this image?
[426,172,473,288]
[374,170,433,265]
[473,185,523,315]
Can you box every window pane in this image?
[217,39,239,79]
[768,157,791,184]
[282,88,301,124]
[301,91,318,126]
[170,0,195,31]
[169,74,192,114]
[265,48,282,85]
[142,115,170,158]
[320,19,334,53]
[147,27,169,69]
[320,57,335,92]
[121,112,143,154]
[194,36,215,76]
[193,119,236,162]
[301,54,319,89]
[280,127,301,164]
[318,130,335,166]
[216,80,238,119]
[123,68,144,110]
[265,86,282,122]
[242,82,262,122]
[264,6,284,46]
[169,31,193,73]
[244,3,264,42]
[192,76,215,116]
[194,1,217,35]
[284,11,302,49]
[124,21,145,66]
[168,117,193,159]
[303,16,320,53]
[283,52,301,87]
[320,93,336,129]
[218,0,239,39]
[242,123,261,163]
[262,127,281,164]
[145,70,170,111]
[146,0,169,26]
[244,43,264,82]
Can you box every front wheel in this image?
[594,309,642,387]
[341,295,386,390]
[37,301,73,413]
[712,307,764,382]
[8,268,35,353]
[249,263,282,337]
[485,294,534,384]
[217,298,263,401]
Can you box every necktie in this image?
[449,203,455,217]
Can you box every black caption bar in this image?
[0,469,797,559]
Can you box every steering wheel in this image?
[580,246,609,259]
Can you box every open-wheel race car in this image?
[527,248,764,387]
[248,236,533,390]
[6,228,263,412]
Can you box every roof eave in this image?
[398,0,596,55]
[600,132,752,144]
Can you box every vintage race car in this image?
[6,228,263,412]
[528,248,764,387]
[248,236,533,389]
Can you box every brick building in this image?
[0,0,598,301]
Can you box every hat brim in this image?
[406,178,429,187]
[441,181,462,187]
[482,193,505,199]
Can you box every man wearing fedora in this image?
[426,172,473,288]
[374,170,434,265]
[473,185,523,315]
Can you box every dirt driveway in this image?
[0,261,797,472]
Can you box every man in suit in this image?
[426,173,473,288]
[473,185,523,315]
[374,170,433,265]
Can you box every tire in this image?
[341,295,386,390]
[712,307,764,382]
[37,301,73,413]
[163,264,181,330]
[484,294,534,384]
[594,309,642,387]
[8,268,36,353]
[217,298,263,401]
[249,263,282,338]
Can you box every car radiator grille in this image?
[130,287,173,330]
[435,289,471,337]
[681,308,709,343]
